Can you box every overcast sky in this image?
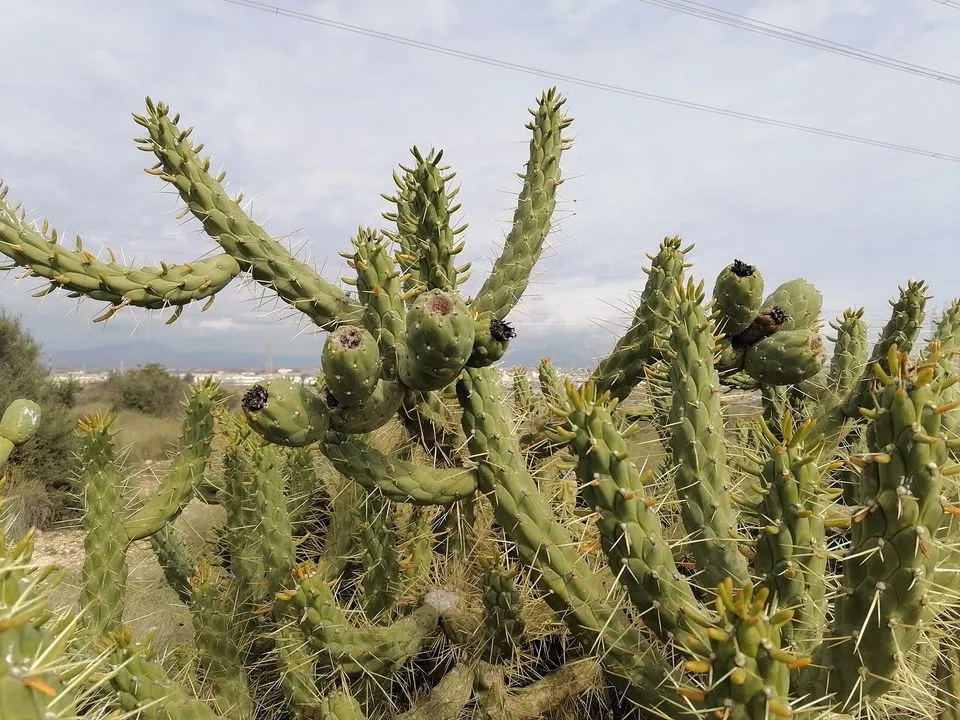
[1,0,958,368]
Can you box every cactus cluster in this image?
[1,89,960,720]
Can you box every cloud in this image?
[1,0,958,368]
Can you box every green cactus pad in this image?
[398,289,475,390]
[321,324,381,406]
[241,379,329,447]
[743,329,825,385]
[761,278,823,331]
[713,259,764,336]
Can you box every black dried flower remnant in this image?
[241,384,269,412]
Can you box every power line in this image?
[930,0,960,10]
[633,0,960,86]
[219,0,960,163]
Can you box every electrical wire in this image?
[219,0,960,163]
[633,0,960,86]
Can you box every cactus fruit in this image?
[322,325,382,406]
[742,329,825,385]
[760,278,823,332]
[397,290,475,391]
[0,399,40,468]
[713,259,764,335]
[241,379,329,447]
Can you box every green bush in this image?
[103,363,189,417]
[0,310,79,527]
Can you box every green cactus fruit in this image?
[712,259,764,336]
[398,289,475,390]
[323,378,403,435]
[743,329,825,386]
[761,278,823,331]
[241,379,329,447]
[0,399,41,446]
[0,438,13,469]
[466,311,515,368]
[321,325,381,406]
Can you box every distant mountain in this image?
[42,341,319,372]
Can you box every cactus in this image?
[2,89,960,720]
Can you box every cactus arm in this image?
[480,555,527,661]
[150,525,198,606]
[395,663,474,720]
[555,380,707,646]
[0,530,81,720]
[99,628,224,720]
[590,236,690,401]
[382,147,468,294]
[359,489,400,619]
[397,390,461,468]
[76,413,129,639]
[281,562,440,676]
[816,281,930,448]
[348,227,406,378]
[455,365,678,710]
[133,98,361,330]
[321,432,477,505]
[748,413,830,653]
[272,623,324,719]
[808,345,960,706]
[677,580,800,719]
[665,279,750,587]
[124,381,219,542]
[504,658,602,718]
[470,88,572,319]
[0,185,241,322]
[188,567,255,719]
[319,688,365,720]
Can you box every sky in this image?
[1,0,958,368]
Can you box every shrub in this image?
[103,363,189,417]
[0,310,79,526]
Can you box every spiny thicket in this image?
[1,89,959,720]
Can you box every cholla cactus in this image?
[2,90,960,720]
